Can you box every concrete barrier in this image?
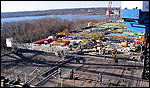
[14,43,61,53]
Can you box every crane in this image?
[120,1,149,79]
[106,1,112,22]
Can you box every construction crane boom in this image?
[106,1,112,22]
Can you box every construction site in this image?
[1,1,149,87]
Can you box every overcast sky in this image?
[1,1,122,12]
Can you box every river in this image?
[1,15,118,23]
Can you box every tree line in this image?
[1,17,104,49]
[1,7,120,18]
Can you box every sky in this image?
[1,1,122,12]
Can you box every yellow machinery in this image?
[88,22,127,28]
[111,49,117,54]
[121,42,128,47]
[57,32,145,42]
[57,23,145,42]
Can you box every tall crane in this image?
[106,1,112,22]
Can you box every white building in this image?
[112,9,120,15]
[106,10,120,16]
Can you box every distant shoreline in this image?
[1,14,106,18]
[1,7,120,18]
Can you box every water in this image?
[1,15,116,23]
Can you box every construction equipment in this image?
[89,22,127,28]
[57,32,145,42]
[121,42,128,47]
[120,8,149,33]
[120,1,149,79]
[106,1,112,22]
[111,49,117,54]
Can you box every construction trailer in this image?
[120,1,149,80]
